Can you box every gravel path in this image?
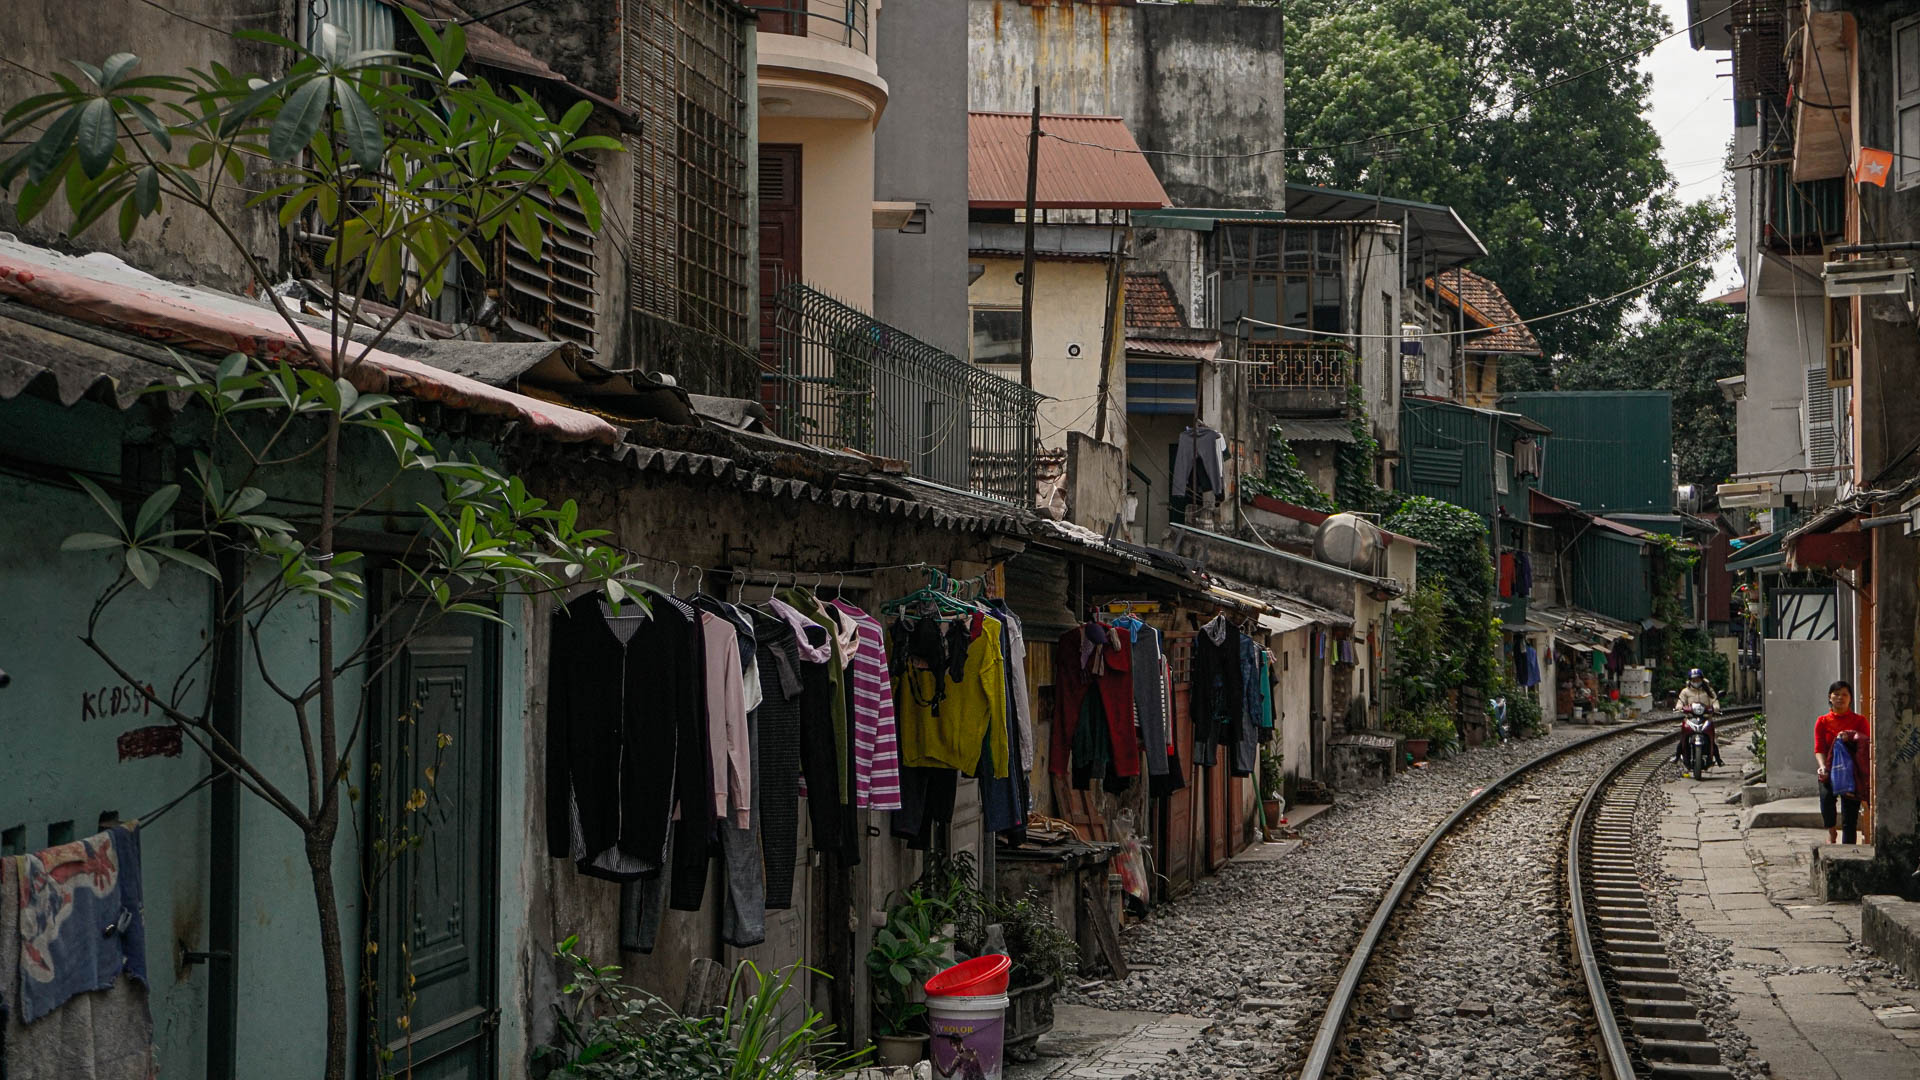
[1066,722,1657,1079]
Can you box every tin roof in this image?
[1124,338,1218,361]
[969,112,1172,210]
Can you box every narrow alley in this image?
[3,2,1920,1080]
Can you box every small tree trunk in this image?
[307,815,349,1080]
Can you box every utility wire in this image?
[1039,3,1735,162]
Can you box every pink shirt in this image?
[831,599,902,811]
[701,612,751,829]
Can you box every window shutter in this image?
[1825,295,1854,386]
[497,149,600,356]
[1805,365,1837,470]
[1897,15,1920,190]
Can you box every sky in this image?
[1644,0,1743,294]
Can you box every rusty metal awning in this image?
[969,112,1172,210]
[0,238,618,445]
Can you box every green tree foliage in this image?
[1239,1,1694,381]
[1557,198,1745,489]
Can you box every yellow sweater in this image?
[895,616,1008,777]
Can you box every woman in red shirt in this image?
[1814,680,1870,845]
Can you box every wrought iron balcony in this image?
[1243,339,1354,414]
[743,1,869,53]
[766,283,1041,504]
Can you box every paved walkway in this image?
[1657,737,1920,1079]
[1004,1005,1208,1079]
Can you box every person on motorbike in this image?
[1674,668,1724,767]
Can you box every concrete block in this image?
[1813,844,1879,902]
[1863,895,1920,981]
[1748,797,1826,829]
[1741,784,1770,806]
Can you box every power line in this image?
[1040,3,1735,163]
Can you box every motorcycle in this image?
[1679,703,1715,779]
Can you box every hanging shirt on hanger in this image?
[830,597,903,812]
[1115,616,1171,780]
[987,599,1036,776]
[700,611,751,829]
[1051,623,1141,788]
[895,610,1008,777]
[1192,615,1245,771]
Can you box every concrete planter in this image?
[1005,976,1056,1054]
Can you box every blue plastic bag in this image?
[1830,737,1857,797]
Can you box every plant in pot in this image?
[867,890,952,1066]
[1258,747,1286,831]
[995,890,1078,1059]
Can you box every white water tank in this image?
[1315,513,1386,572]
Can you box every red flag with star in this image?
[1856,147,1894,187]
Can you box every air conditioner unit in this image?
[1715,479,1782,508]
[1823,257,1914,298]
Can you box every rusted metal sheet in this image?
[968,111,1171,210]
[0,240,621,445]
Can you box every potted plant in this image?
[1258,747,1286,828]
[867,890,954,1066]
[995,890,1078,1058]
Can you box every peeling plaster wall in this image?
[968,0,1286,209]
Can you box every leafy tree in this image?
[1557,197,1745,489]
[1234,0,1685,380]
[2,17,638,1079]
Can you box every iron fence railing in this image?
[743,0,869,53]
[1243,339,1354,391]
[767,283,1041,503]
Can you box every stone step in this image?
[1622,997,1697,1019]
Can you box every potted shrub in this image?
[1259,747,1286,829]
[867,890,953,1066]
[996,890,1078,1058]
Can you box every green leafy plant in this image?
[1385,497,1498,703]
[1749,712,1766,771]
[867,892,951,1038]
[919,850,992,954]
[1258,747,1285,801]
[1,23,635,1079]
[996,890,1078,990]
[543,937,860,1079]
[1245,423,1337,512]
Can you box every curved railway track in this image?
[1295,708,1759,1080]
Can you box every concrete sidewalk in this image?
[1657,739,1920,1079]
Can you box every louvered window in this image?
[1826,295,1853,387]
[625,0,751,345]
[1896,15,1920,190]
[1805,365,1837,470]
[498,149,601,356]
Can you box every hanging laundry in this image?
[1052,622,1141,791]
[1191,615,1246,773]
[795,619,859,860]
[1114,614,1172,782]
[1153,654,1186,796]
[1514,551,1533,596]
[895,615,1008,777]
[1172,424,1225,497]
[546,593,704,882]
[987,599,1036,777]
[1,852,155,1080]
[13,826,148,1023]
[1498,553,1516,598]
[779,589,852,802]
[830,598,903,812]
[749,609,805,909]
[1236,632,1264,775]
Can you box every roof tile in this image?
[1428,268,1542,356]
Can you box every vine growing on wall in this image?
[1645,533,1725,697]
[1245,423,1337,512]
[1384,496,1498,701]
[1334,385,1398,515]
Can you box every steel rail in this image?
[1294,712,1735,1080]
[1570,709,1760,1080]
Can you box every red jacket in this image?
[1051,624,1141,778]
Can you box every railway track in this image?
[1574,711,1759,1080]
[1296,708,1760,1080]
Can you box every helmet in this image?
[1688,668,1703,680]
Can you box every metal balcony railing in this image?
[766,283,1041,503]
[1243,339,1354,391]
[743,0,869,53]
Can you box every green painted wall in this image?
[0,390,531,1074]
[1501,391,1673,515]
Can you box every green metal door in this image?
[370,606,499,1078]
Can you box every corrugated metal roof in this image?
[1285,184,1486,270]
[1124,338,1218,360]
[1274,418,1356,444]
[969,112,1172,210]
[0,238,620,444]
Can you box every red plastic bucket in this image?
[925,953,1011,997]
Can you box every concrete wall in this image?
[1738,292,1823,485]
[967,0,1286,208]
[1273,627,1315,786]
[763,116,878,309]
[970,254,1123,450]
[0,0,287,294]
[873,0,970,356]
[1765,638,1840,801]
[1066,430,1126,530]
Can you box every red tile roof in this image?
[1427,268,1542,356]
[969,112,1172,210]
[1125,272,1186,330]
